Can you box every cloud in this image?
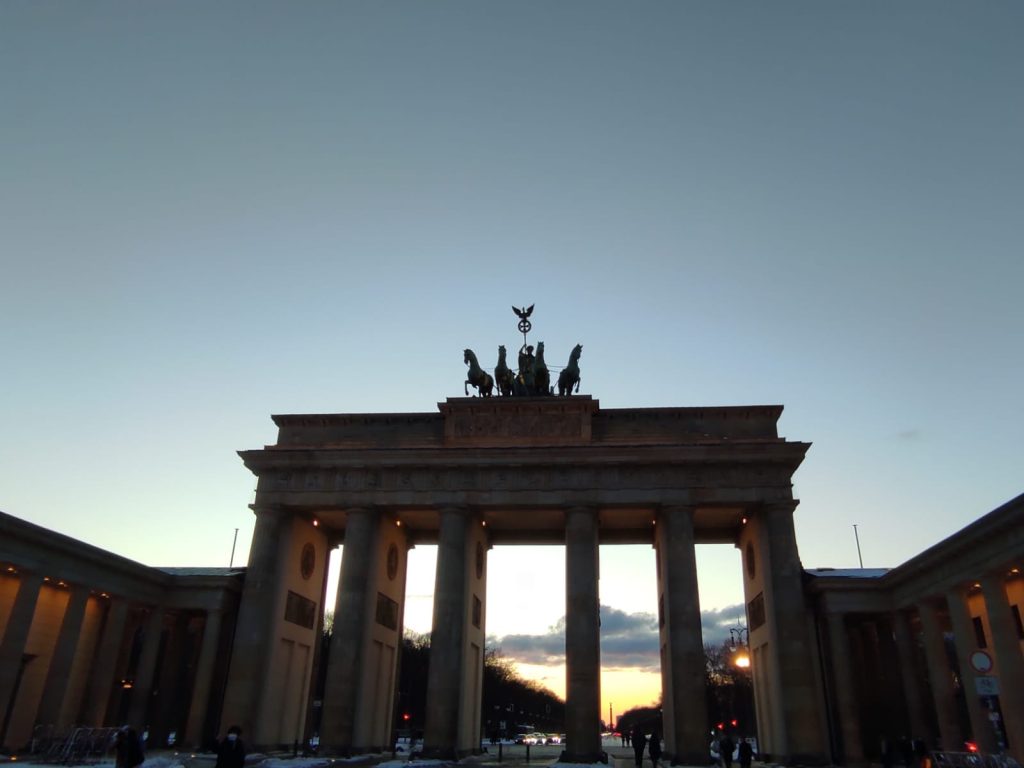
[490,602,749,671]
[895,429,922,440]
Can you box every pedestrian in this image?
[882,739,894,768]
[720,733,735,768]
[112,726,145,768]
[215,725,246,768]
[649,729,662,768]
[899,737,914,768]
[738,737,754,768]
[631,723,647,768]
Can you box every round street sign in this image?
[969,650,994,674]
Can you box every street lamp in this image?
[729,624,750,669]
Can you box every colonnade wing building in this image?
[2,396,1022,766]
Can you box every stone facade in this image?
[807,493,1024,764]
[0,514,243,752]
[1,397,1021,766]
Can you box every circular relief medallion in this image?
[300,543,315,580]
[746,541,756,580]
[476,542,485,580]
[387,543,399,581]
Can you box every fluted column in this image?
[891,610,930,742]
[917,600,962,750]
[761,503,826,762]
[221,506,288,737]
[423,508,471,759]
[0,571,44,748]
[36,585,90,727]
[128,606,165,729]
[979,576,1024,761]
[82,597,128,725]
[945,588,997,753]
[183,607,224,748]
[658,505,708,765]
[826,612,864,764]
[563,506,602,763]
[321,508,378,751]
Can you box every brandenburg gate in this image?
[220,396,828,764]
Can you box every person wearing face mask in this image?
[215,725,246,768]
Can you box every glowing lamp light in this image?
[402,713,411,721]
[731,720,738,727]
[965,742,979,753]
[733,652,751,669]
[312,520,319,527]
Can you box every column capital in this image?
[249,503,286,515]
[759,500,798,516]
[436,505,472,517]
[565,504,598,516]
[659,504,696,516]
[977,573,1009,595]
[944,584,972,604]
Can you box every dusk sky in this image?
[3,2,1022,716]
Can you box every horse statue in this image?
[494,345,514,397]
[533,341,550,395]
[464,349,494,397]
[558,343,583,396]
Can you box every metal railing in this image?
[26,725,118,764]
[933,751,1022,768]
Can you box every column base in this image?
[419,746,478,760]
[669,750,711,766]
[559,749,608,764]
[772,752,831,766]
[319,745,390,759]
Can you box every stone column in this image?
[128,606,165,729]
[423,508,471,759]
[0,572,43,748]
[891,610,930,742]
[945,588,997,753]
[826,612,864,764]
[658,506,708,765]
[36,585,90,727]
[979,576,1024,762]
[321,508,378,751]
[761,503,826,762]
[82,597,128,726]
[221,506,289,737]
[563,506,602,763]
[183,607,224,748]
[916,600,962,750]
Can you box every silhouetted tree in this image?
[395,633,565,740]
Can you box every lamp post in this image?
[729,624,750,669]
